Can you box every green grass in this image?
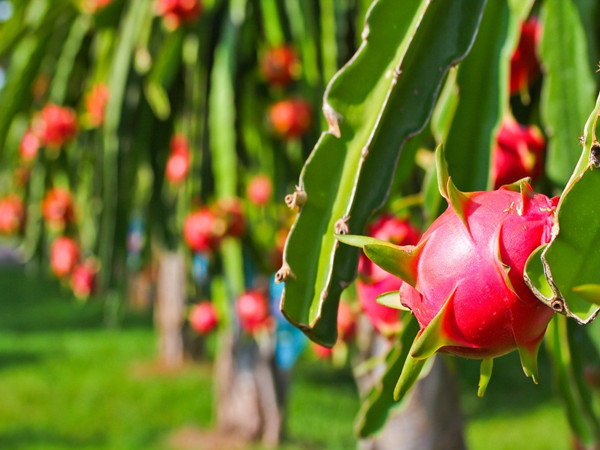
[0,266,574,449]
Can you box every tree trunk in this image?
[215,331,286,447]
[356,320,466,450]
[155,251,186,369]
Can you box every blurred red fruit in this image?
[492,116,545,189]
[246,174,272,206]
[42,188,74,228]
[356,214,421,335]
[86,83,109,127]
[20,129,40,162]
[269,99,312,140]
[0,195,24,235]
[260,46,299,86]
[214,198,245,238]
[165,134,191,184]
[183,208,223,252]
[337,301,356,342]
[50,237,79,278]
[236,290,272,333]
[156,0,202,30]
[71,260,98,299]
[36,104,77,147]
[312,342,333,360]
[510,18,541,96]
[189,302,219,335]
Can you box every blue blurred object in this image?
[126,216,145,270]
[192,252,210,284]
[270,275,307,370]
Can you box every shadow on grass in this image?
[0,428,106,449]
[0,350,42,372]
[0,267,153,333]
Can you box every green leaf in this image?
[280,0,486,346]
[355,315,420,437]
[336,233,422,288]
[209,0,246,299]
[98,0,152,290]
[539,0,596,186]
[478,358,493,398]
[48,15,91,104]
[376,292,409,311]
[144,30,184,120]
[444,0,532,191]
[524,89,600,323]
[543,165,600,323]
[0,30,52,157]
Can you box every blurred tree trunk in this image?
[215,332,287,447]
[155,251,186,369]
[356,320,466,450]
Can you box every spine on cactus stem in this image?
[338,147,558,401]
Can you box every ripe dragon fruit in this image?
[71,260,98,299]
[260,46,299,87]
[269,98,312,140]
[189,302,219,335]
[85,83,110,128]
[20,129,41,163]
[50,236,80,279]
[0,195,24,235]
[510,18,541,97]
[357,214,420,335]
[36,104,78,147]
[183,208,224,252]
[246,174,272,206]
[492,116,545,189]
[156,0,202,30]
[338,148,557,397]
[42,188,74,228]
[236,290,272,334]
[165,134,191,184]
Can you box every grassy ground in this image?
[0,266,571,449]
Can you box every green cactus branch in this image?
[524,88,600,324]
[279,0,486,346]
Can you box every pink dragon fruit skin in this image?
[399,181,557,362]
[357,214,420,335]
[338,149,559,397]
